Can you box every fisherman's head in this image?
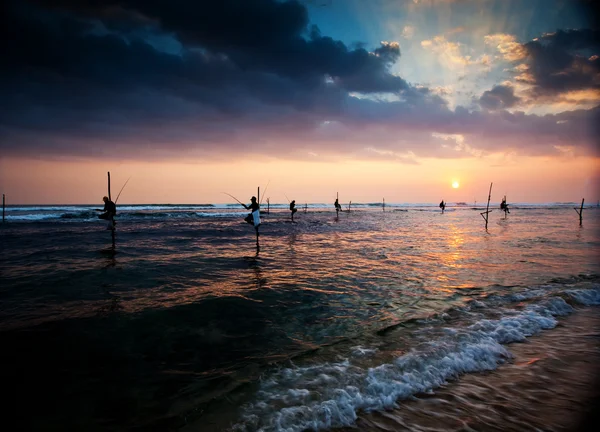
[251,196,257,202]
[103,196,109,203]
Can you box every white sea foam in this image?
[350,346,378,357]
[566,287,600,305]
[232,297,577,432]
[5,214,63,221]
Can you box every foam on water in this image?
[232,296,578,432]
[566,286,600,305]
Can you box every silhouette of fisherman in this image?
[334,198,342,213]
[500,197,510,214]
[290,200,297,222]
[96,196,116,229]
[439,200,446,213]
[243,196,260,226]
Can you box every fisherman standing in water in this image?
[439,200,446,214]
[96,196,116,229]
[290,200,297,222]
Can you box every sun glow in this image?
[452,181,460,189]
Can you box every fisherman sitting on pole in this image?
[290,200,297,222]
[500,197,510,214]
[334,198,342,213]
[96,196,117,229]
[243,196,260,227]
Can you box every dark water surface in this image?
[1,204,599,431]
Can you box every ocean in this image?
[1,203,599,431]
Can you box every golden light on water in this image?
[452,181,460,189]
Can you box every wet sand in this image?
[343,307,600,432]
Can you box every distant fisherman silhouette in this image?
[290,200,297,222]
[439,200,446,213]
[500,197,510,214]
[97,196,116,229]
[334,198,342,213]
[243,196,260,226]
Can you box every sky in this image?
[0,0,599,204]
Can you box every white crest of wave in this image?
[233,297,575,432]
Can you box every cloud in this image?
[421,35,491,70]
[484,33,528,62]
[479,84,521,110]
[521,29,600,98]
[0,0,598,162]
[402,26,415,39]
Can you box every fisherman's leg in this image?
[244,214,253,224]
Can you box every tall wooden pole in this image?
[267,198,270,215]
[574,198,584,226]
[107,172,112,201]
[257,187,260,209]
[480,182,493,230]
[383,198,385,212]
[2,194,5,223]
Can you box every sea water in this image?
[0,203,598,431]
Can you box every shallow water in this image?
[1,204,599,431]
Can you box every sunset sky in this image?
[1,0,598,204]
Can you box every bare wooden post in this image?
[336,192,339,217]
[574,198,584,226]
[107,172,111,201]
[256,187,260,246]
[348,201,351,212]
[383,198,385,212]
[304,203,307,213]
[267,198,270,215]
[2,194,5,223]
[480,182,493,230]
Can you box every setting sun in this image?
[452,181,460,189]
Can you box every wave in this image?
[232,286,599,431]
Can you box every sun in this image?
[452,181,460,189]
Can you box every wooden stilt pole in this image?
[267,198,270,215]
[107,171,115,231]
[304,203,307,213]
[336,192,339,216]
[480,182,493,230]
[348,201,351,212]
[383,198,385,212]
[257,187,260,209]
[2,194,5,223]
[574,198,584,226]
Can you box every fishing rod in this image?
[114,177,131,204]
[222,192,246,207]
[259,180,271,206]
[284,193,291,204]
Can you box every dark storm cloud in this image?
[0,0,598,161]
[479,85,521,110]
[26,0,407,93]
[520,29,600,97]
[0,0,411,158]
